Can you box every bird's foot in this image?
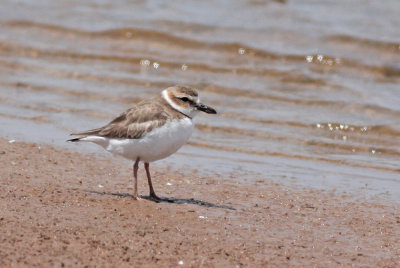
[149,193,161,201]
[132,195,142,201]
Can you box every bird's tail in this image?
[67,127,103,143]
[67,137,83,142]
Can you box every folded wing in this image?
[70,101,169,140]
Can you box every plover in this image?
[68,85,217,200]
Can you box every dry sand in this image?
[0,138,399,267]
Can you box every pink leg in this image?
[144,162,160,200]
[133,157,141,200]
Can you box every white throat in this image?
[162,90,198,119]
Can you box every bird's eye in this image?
[180,97,189,102]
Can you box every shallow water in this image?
[0,1,399,199]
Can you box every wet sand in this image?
[1,1,400,198]
[1,137,399,267]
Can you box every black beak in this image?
[196,103,217,114]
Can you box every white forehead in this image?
[162,89,200,118]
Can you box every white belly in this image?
[81,118,194,162]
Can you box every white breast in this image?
[81,118,194,162]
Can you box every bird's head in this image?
[162,85,217,118]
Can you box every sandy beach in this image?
[0,137,399,267]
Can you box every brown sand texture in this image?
[0,138,399,267]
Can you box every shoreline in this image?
[0,138,399,267]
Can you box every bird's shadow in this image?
[84,190,235,210]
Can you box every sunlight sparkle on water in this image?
[238,48,246,55]
[140,59,150,66]
[316,123,356,132]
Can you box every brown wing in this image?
[71,100,170,139]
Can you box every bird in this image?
[68,85,217,200]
